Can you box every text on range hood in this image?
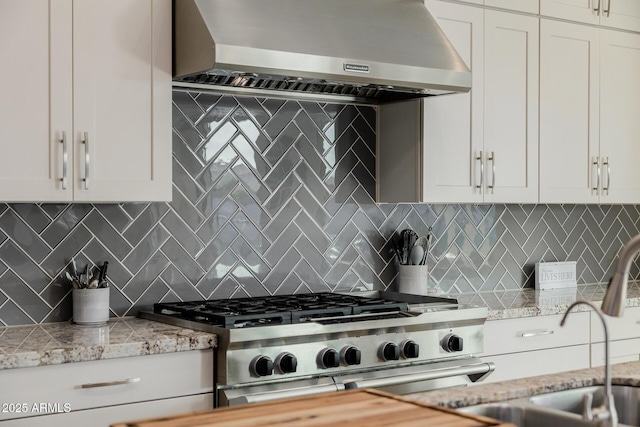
[174,0,471,103]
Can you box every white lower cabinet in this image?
[4,395,213,427]
[0,350,213,426]
[477,312,591,383]
[591,306,640,367]
[482,346,590,384]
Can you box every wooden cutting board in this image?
[111,389,514,427]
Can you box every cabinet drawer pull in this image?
[80,377,141,389]
[603,0,611,17]
[60,131,68,190]
[82,132,90,190]
[520,329,554,338]
[593,0,600,14]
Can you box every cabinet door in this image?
[423,1,484,203]
[600,0,640,32]
[539,19,600,204]
[72,0,171,203]
[540,0,600,25]
[0,0,73,202]
[599,30,640,203]
[478,346,590,383]
[4,394,213,427]
[485,0,539,14]
[483,11,538,204]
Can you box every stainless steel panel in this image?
[174,0,471,101]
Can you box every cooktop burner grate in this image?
[154,293,409,328]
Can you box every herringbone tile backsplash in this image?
[0,90,638,325]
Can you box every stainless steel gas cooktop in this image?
[140,291,493,406]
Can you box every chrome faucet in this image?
[601,233,640,317]
[562,301,617,427]
[557,234,640,426]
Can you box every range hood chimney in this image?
[174,0,470,103]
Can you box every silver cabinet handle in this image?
[476,151,484,194]
[80,377,141,389]
[592,157,601,194]
[82,132,90,190]
[593,0,601,14]
[602,157,610,195]
[487,151,495,194]
[60,131,68,190]
[603,0,611,17]
[520,329,554,338]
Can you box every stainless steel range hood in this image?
[174,0,470,103]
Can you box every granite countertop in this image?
[454,282,640,320]
[2,283,638,372]
[407,360,640,409]
[0,317,216,370]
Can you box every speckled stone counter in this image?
[407,360,640,409]
[455,282,640,320]
[0,317,216,370]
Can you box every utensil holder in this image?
[72,288,109,325]
[397,265,430,295]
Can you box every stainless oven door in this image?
[218,358,494,407]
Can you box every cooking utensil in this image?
[65,272,80,289]
[399,229,419,265]
[413,236,429,265]
[422,227,432,266]
[409,244,424,265]
[71,258,78,278]
[99,262,109,288]
[87,278,100,289]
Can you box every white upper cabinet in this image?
[482,10,539,203]
[539,19,640,204]
[421,1,484,203]
[378,1,538,204]
[0,0,171,203]
[419,1,538,204]
[598,29,640,203]
[540,0,640,32]
[539,20,600,203]
[0,0,73,202]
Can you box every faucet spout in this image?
[602,233,640,317]
[562,300,617,427]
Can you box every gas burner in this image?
[154,293,409,329]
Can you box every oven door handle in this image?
[225,383,345,406]
[343,362,495,390]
